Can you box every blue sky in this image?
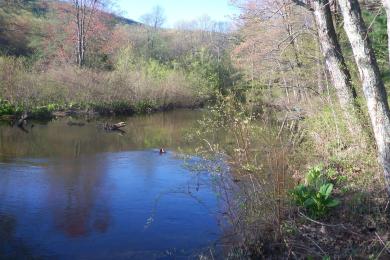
[115,0,238,27]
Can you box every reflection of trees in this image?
[47,156,111,237]
[0,110,201,158]
[0,214,35,258]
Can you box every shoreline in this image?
[0,102,207,122]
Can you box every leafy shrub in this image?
[0,99,16,115]
[30,106,52,119]
[134,100,156,114]
[290,165,340,218]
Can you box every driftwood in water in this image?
[17,113,28,128]
[103,122,126,131]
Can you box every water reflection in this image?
[0,110,224,259]
[0,109,200,159]
[47,156,110,238]
[0,213,35,258]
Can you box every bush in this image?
[290,165,340,218]
[0,99,16,115]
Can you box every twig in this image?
[278,114,288,137]
[301,232,326,255]
[384,199,389,212]
[375,232,390,255]
[203,139,215,153]
[365,7,384,41]
[298,211,343,227]
[298,211,363,237]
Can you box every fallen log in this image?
[0,115,16,121]
[103,122,126,131]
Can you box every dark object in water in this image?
[159,148,166,154]
[16,112,29,133]
[104,122,126,131]
[17,112,28,128]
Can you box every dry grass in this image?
[195,94,390,258]
[0,56,209,114]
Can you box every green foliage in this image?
[145,59,170,80]
[114,45,137,72]
[0,1,237,117]
[0,1,45,56]
[134,100,156,114]
[290,165,340,218]
[362,10,388,66]
[0,99,16,116]
[30,105,54,119]
[184,48,235,95]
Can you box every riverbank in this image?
[0,98,205,121]
[187,95,390,258]
[0,58,212,120]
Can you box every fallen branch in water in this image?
[103,122,126,131]
[17,112,28,128]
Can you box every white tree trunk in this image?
[312,0,364,137]
[73,0,99,67]
[339,0,390,195]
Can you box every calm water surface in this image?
[0,110,227,259]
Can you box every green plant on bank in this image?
[30,104,59,119]
[0,100,69,118]
[0,99,17,115]
[290,165,340,219]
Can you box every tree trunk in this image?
[339,0,390,195]
[281,2,304,100]
[74,0,84,67]
[312,0,364,137]
[73,0,98,67]
[382,0,390,65]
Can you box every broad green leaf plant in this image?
[290,166,340,218]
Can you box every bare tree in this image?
[339,0,390,194]
[72,0,101,67]
[140,5,166,30]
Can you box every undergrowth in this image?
[189,93,389,258]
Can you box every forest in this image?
[2,0,390,258]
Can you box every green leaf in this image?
[319,183,333,199]
[326,199,340,208]
[304,198,314,207]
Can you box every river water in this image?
[0,110,228,259]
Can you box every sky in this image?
[115,0,238,28]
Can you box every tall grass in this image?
[186,95,296,258]
[0,55,213,116]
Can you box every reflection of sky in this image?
[0,151,221,258]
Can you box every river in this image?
[0,109,228,259]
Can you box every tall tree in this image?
[139,5,166,60]
[72,0,100,67]
[339,0,390,194]
[311,0,364,136]
[140,5,166,30]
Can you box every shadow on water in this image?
[0,213,38,259]
[0,109,230,259]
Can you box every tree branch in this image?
[291,0,314,11]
